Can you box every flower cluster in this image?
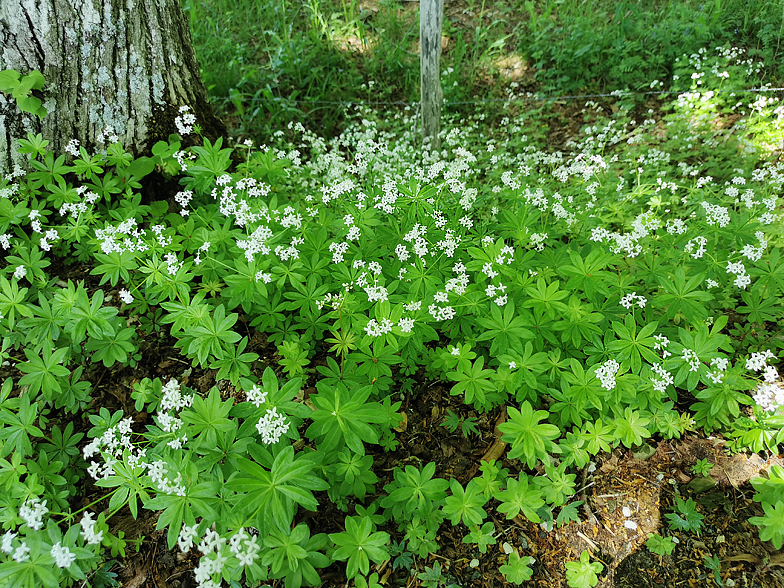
[80,512,104,545]
[245,383,290,444]
[18,497,48,531]
[746,350,782,412]
[158,378,194,449]
[706,357,729,384]
[175,105,197,135]
[650,363,674,393]
[681,348,701,372]
[177,525,261,588]
[620,292,647,310]
[726,259,751,289]
[256,406,290,444]
[595,360,620,390]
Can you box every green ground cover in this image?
[1,1,784,587]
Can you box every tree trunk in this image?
[0,0,225,176]
[420,0,443,152]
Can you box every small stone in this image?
[469,559,479,568]
[725,579,735,587]
[624,520,638,530]
[715,535,725,543]
[622,506,632,517]
[687,475,716,493]
[502,542,514,554]
[632,443,657,460]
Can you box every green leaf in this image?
[665,496,704,535]
[612,407,651,448]
[442,478,488,527]
[500,552,535,584]
[496,474,545,522]
[180,386,234,450]
[608,315,659,374]
[0,392,43,457]
[306,383,388,454]
[646,533,676,556]
[523,277,569,319]
[330,516,390,579]
[17,343,70,400]
[226,445,328,535]
[653,267,713,321]
[498,402,561,468]
[0,275,31,330]
[749,501,784,549]
[380,462,449,518]
[90,252,138,287]
[476,300,533,355]
[557,501,584,527]
[146,475,220,550]
[184,303,241,366]
[462,521,497,553]
[558,247,615,299]
[447,355,496,407]
[565,550,603,588]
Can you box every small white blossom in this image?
[51,542,77,568]
[80,512,104,545]
[595,360,620,390]
[1,531,15,554]
[175,105,197,135]
[178,524,199,552]
[119,289,134,304]
[12,542,30,563]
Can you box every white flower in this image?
[65,139,80,157]
[746,350,776,372]
[620,292,647,309]
[651,363,674,392]
[256,407,289,444]
[595,360,620,390]
[175,105,197,135]
[682,349,701,372]
[1,531,16,554]
[13,265,26,280]
[81,512,104,545]
[199,528,224,555]
[178,524,199,552]
[399,317,415,333]
[236,539,260,567]
[12,542,30,563]
[246,384,268,407]
[51,542,77,568]
[19,497,48,530]
[119,289,134,304]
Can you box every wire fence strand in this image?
[252,86,784,109]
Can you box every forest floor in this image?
[70,1,784,585]
[69,315,783,588]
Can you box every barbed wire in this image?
[251,86,784,109]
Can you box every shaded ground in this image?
[25,4,783,584]
[59,325,783,588]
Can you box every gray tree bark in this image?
[420,0,443,151]
[0,0,225,176]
